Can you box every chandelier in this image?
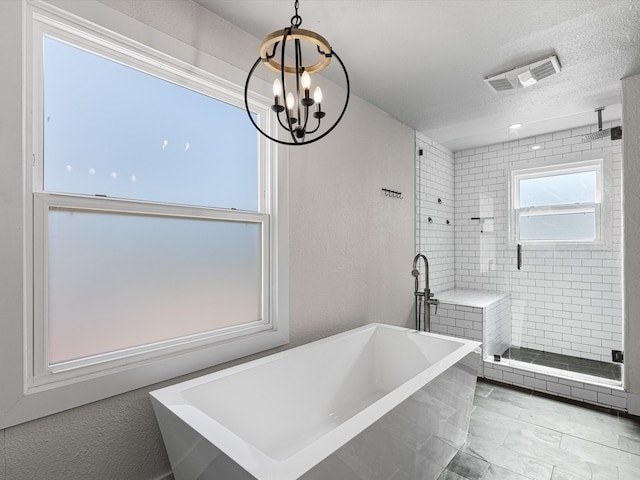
[244,0,350,146]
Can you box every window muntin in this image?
[512,161,603,243]
[43,36,259,211]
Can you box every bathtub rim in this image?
[150,323,481,479]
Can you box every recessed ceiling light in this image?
[517,70,538,88]
[509,123,523,130]
[531,145,542,150]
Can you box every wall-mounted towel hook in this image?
[437,198,442,204]
[382,188,403,199]
[428,217,433,223]
[446,220,450,225]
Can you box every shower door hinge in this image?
[612,350,624,363]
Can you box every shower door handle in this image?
[517,243,522,270]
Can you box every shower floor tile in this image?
[439,380,640,480]
[500,346,622,381]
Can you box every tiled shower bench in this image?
[430,288,511,376]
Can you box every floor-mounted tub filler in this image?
[150,323,481,480]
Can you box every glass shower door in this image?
[503,120,624,385]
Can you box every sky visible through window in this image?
[519,171,596,208]
[43,36,259,211]
[517,169,598,241]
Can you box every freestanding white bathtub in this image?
[150,323,481,480]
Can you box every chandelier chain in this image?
[291,0,302,28]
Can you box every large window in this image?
[511,159,603,244]
[0,3,287,428]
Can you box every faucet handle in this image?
[428,291,435,298]
[428,297,439,315]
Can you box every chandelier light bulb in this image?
[273,78,282,98]
[300,71,314,107]
[301,71,311,90]
[313,86,323,104]
[313,86,325,119]
[286,92,295,110]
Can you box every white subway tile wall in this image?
[431,304,483,342]
[415,132,455,292]
[454,123,623,364]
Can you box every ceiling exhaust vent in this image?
[485,55,561,92]
[486,75,518,92]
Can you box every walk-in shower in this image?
[415,109,625,410]
[455,113,625,386]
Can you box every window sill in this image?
[513,240,617,252]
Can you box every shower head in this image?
[411,269,420,278]
[582,107,623,142]
[582,126,622,142]
[583,129,611,142]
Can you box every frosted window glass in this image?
[47,208,262,365]
[43,36,258,211]
[519,212,596,241]
[519,171,596,208]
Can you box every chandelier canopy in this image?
[244,0,350,146]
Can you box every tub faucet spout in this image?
[412,254,439,331]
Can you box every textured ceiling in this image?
[195,0,640,151]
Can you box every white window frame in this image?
[510,157,607,246]
[0,1,288,429]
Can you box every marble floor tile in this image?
[482,463,531,480]
[517,407,621,449]
[473,382,494,398]
[619,433,640,455]
[439,380,640,480]
[503,427,617,479]
[471,391,524,421]
[550,466,591,480]
[444,451,489,480]
[436,470,467,480]
[467,406,531,444]
[463,433,554,480]
[616,415,640,443]
[560,434,640,479]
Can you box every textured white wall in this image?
[623,74,640,396]
[0,1,25,478]
[288,94,415,345]
[0,1,414,479]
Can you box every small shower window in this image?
[511,160,603,243]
